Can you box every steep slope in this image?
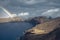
[25,16,50,26]
[22,17,60,40]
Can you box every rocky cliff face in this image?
[21,17,60,40]
[25,16,50,26]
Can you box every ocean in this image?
[0,22,33,40]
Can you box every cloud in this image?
[0,0,60,18]
[41,8,60,18]
[18,12,29,16]
[0,0,10,6]
[0,7,18,18]
[0,7,10,18]
[11,14,17,17]
[0,0,60,7]
[19,0,47,5]
[42,8,59,15]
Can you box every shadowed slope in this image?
[22,17,60,40]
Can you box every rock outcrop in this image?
[22,17,60,40]
[25,16,50,26]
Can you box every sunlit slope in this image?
[0,17,23,23]
[25,17,60,34]
[22,17,60,40]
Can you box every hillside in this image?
[25,16,50,26]
[0,17,23,23]
[21,17,60,40]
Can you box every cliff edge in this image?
[21,17,60,40]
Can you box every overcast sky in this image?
[0,0,60,18]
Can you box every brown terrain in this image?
[21,17,60,40]
[0,17,23,23]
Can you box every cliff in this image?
[25,16,50,26]
[21,17,60,40]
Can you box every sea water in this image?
[0,22,33,40]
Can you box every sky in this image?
[0,0,60,18]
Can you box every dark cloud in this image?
[0,0,60,8]
[0,0,60,18]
